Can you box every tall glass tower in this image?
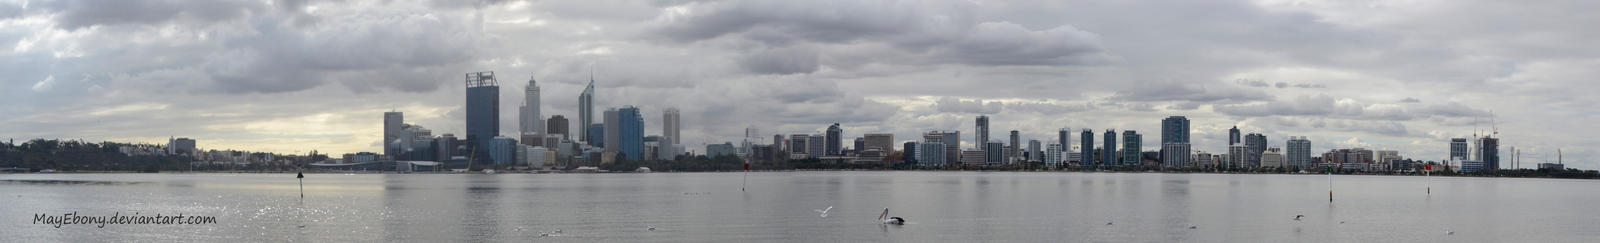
[465,72,499,163]
[619,106,644,161]
[1080,129,1094,167]
[578,77,595,143]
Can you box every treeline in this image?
[1,139,193,172]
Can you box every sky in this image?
[2,0,1596,168]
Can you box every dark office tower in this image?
[853,137,865,154]
[587,124,604,148]
[1162,116,1190,144]
[1122,130,1141,166]
[903,142,918,164]
[985,142,1004,164]
[1103,129,1117,166]
[1081,129,1095,166]
[546,115,569,140]
[976,115,990,152]
[1478,137,1500,170]
[826,123,843,156]
[1009,130,1021,163]
[617,106,644,161]
[1245,133,1267,168]
[1228,125,1240,145]
[1058,128,1070,151]
[465,72,499,163]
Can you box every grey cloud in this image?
[1293,83,1327,88]
[739,46,820,75]
[1217,95,1491,121]
[1400,97,1421,103]
[1274,82,1288,88]
[649,0,1107,66]
[1235,79,1270,87]
[1004,102,1090,114]
[934,97,1003,114]
[1165,102,1203,111]
[41,0,263,30]
[1109,81,1272,103]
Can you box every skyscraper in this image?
[1122,130,1141,166]
[1162,116,1190,144]
[825,123,843,156]
[1028,139,1042,162]
[1228,125,1241,145]
[808,134,825,158]
[1103,129,1117,166]
[1009,130,1021,164]
[1080,129,1095,167]
[1287,136,1312,168]
[1478,137,1499,170]
[465,72,499,163]
[603,108,619,152]
[1162,143,1190,168]
[546,115,569,140]
[1245,133,1266,168]
[618,106,644,161]
[985,142,1004,164]
[1057,128,1070,153]
[1228,144,1247,169]
[578,77,595,143]
[1450,138,1470,160]
[384,111,403,157]
[520,74,543,135]
[942,131,960,164]
[587,124,604,148]
[975,115,989,152]
[663,108,680,145]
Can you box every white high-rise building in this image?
[1287,136,1313,168]
[1046,143,1063,167]
[520,75,543,135]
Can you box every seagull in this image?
[1106,221,1114,226]
[1293,215,1304,221]
[1188,225,1198,229]
[879,208,905,225]
[814,206,833,218]
[648,226,656,231]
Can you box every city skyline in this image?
[1,0,1595,168]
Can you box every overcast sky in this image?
[3,0,1596,168]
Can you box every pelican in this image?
[1293,215,1304,221]
[814,206,833,218]
[879,208,905,225]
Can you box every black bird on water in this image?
[1294,215,1305,221]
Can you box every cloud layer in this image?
[1,0,1595,169]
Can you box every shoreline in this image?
[6,169,1596,180]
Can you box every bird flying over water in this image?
[814,206,832,218]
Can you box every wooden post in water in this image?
[742,162,749,192]
[1327,167,1334,203]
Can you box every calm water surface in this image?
[2,172,1598,242]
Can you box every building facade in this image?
[465,72,499,163]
